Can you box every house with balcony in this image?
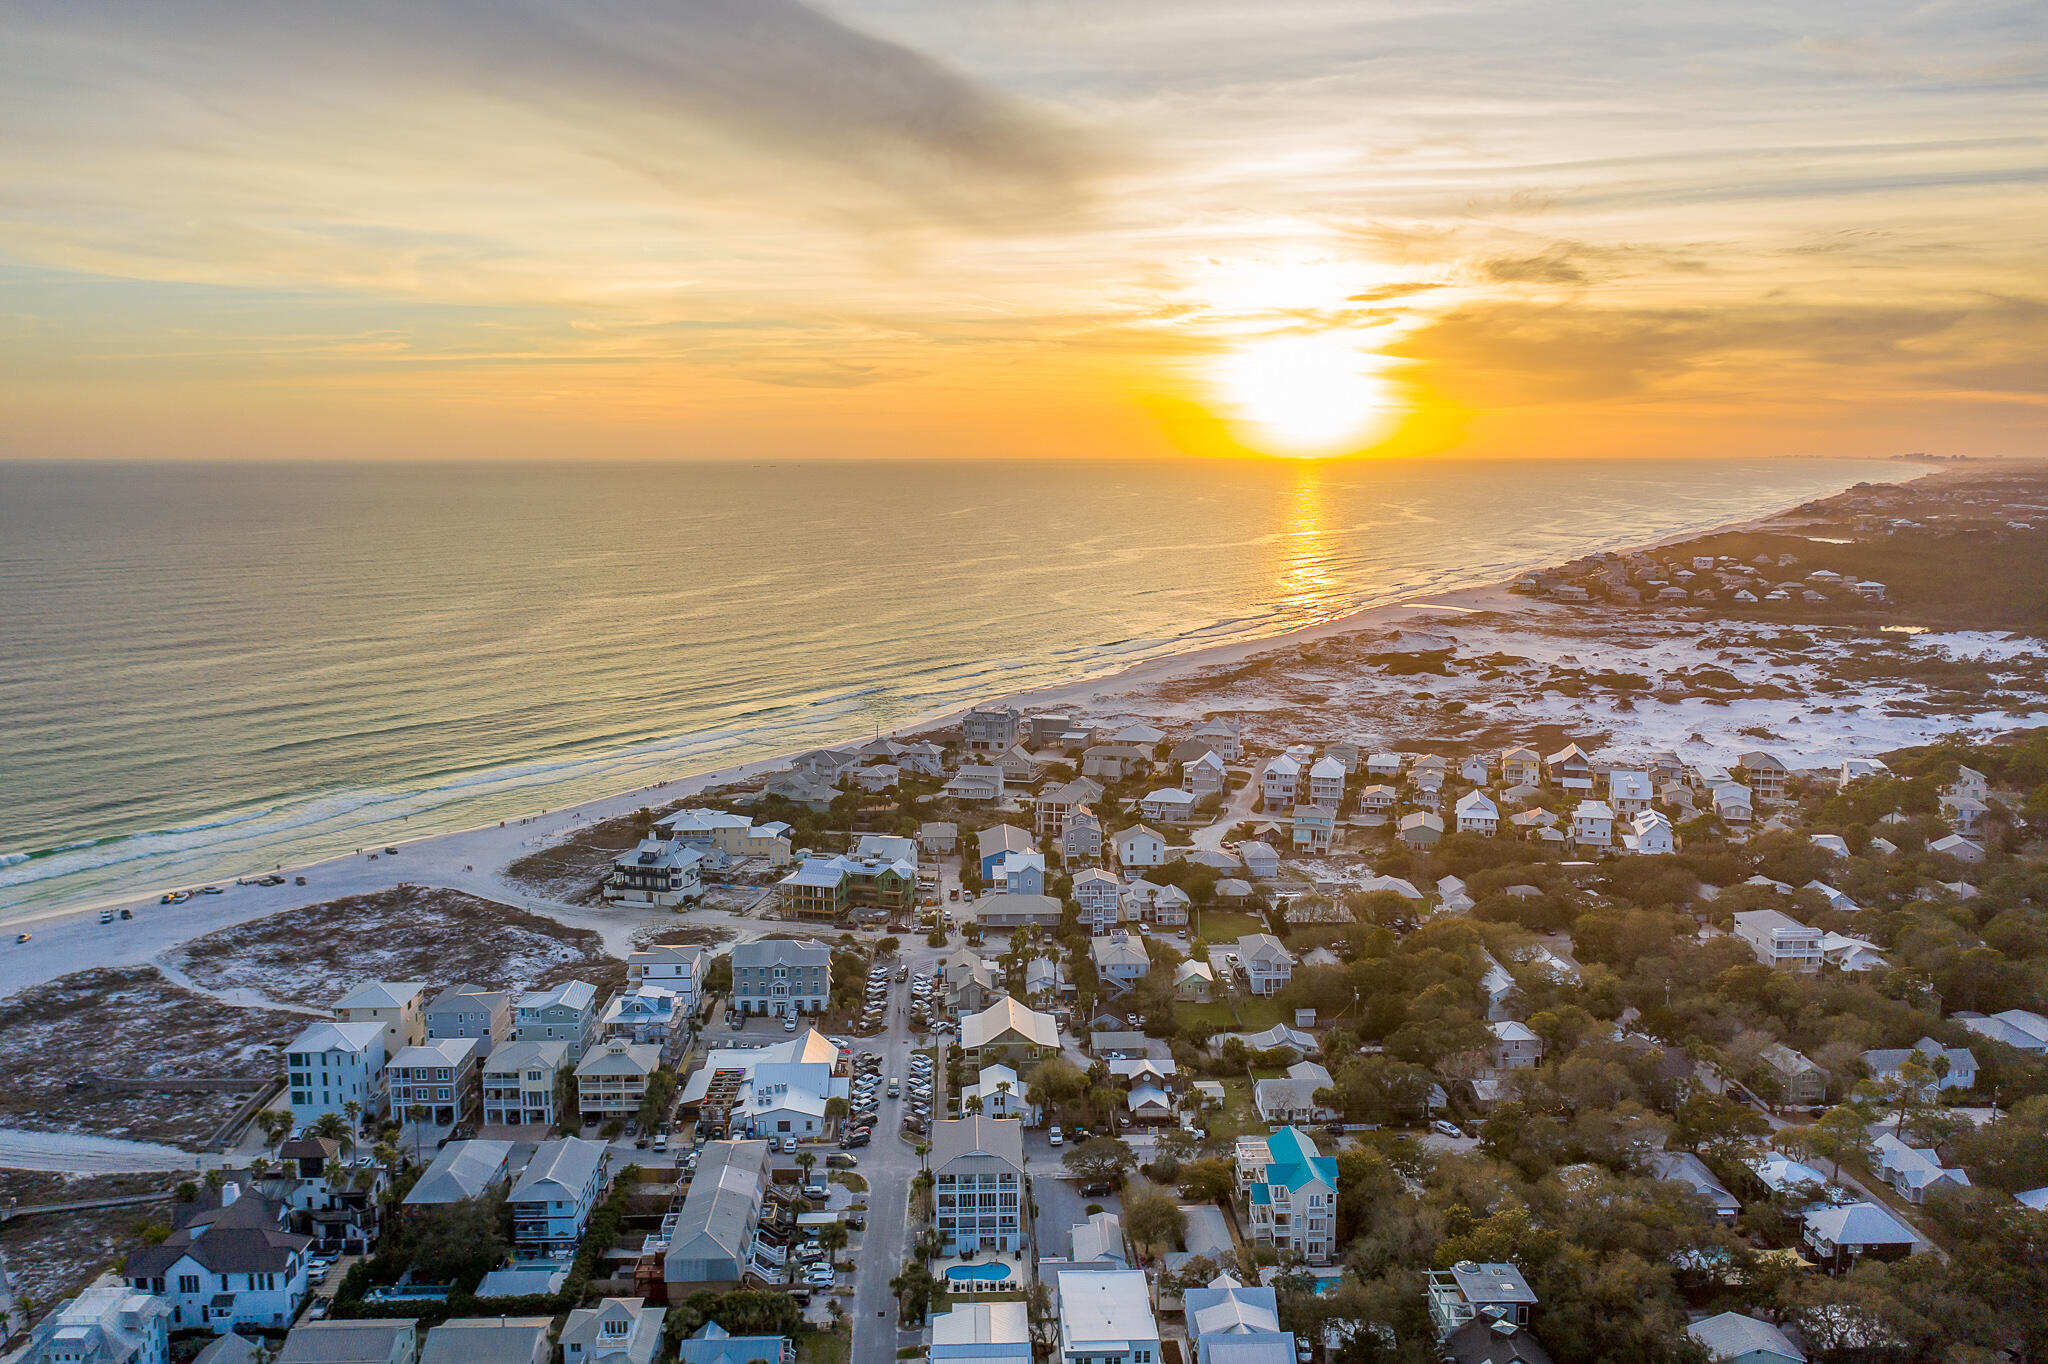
[1621,809,1674,855]
[598,986,688,1065]
[978,825,1038,882]
[993,849,1047,896]
[1112,824,1167,870]
[1140,788,1198,826]
[964,704,1025,752]
[1607,770,1653,817]
[1291,804,1336,854]
[1055,1272,1159,1364]
[1231,935,1294,996]
[1074,869,1124,934]
[1734,910,1822,973]
[481,1040,571,1128]
[960,996,1059,1071]
[386,1038,481,1127]
[560,1299,662,1364]
[286,1021,387,1129]
[24,1287,171,1364]
[1305,756,1346,806]
[1545,744,1594,791]
[933,1116,1026,1254]
[1427,1261,1538,1340]
[623,945,707,1018]
[654,809,794,866]
[1739,750,1790,805]
[1571,800,1614,848]
[1035,778,1105,839]
[333,981,428,1056]
[1454,790,1499,836]
[1237,1127,1338,1263]
[1499,747,1542,787]
[1183,751,1228,798]
[731,938,831,1017]
[424,986,512,1060]
[604,838,704,908]
[123,1184,310,1333]
[507,1137,609,1258]
[575,1042,661,1124]
[1091,932,1150,996]
[1261,754,1302,808]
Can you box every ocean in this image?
[0,456,1901,917]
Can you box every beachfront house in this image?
[21,1287,170,1364]
[575,1042,661,1123]
[513,980,600,1061]
[1739,751,1790,805]
[964,704,1025,752]
[1499,747,1542,787]
[1546,744,1594,791]
[286,1021,388,1129]
[604,838,704,908]
[123,1184,310,1332]
[333,982,428,1056]
[424,985,513,1059]
[1306,756,1346,805]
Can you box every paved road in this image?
[850,937,950,1364]
[1192,758,1268,852]
[0,1127,212,1173]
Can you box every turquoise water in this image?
[945,1262,1013,1283]
[0,457,1902,916]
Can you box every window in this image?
[179,1275,201,1294]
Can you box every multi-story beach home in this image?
[507,1138,610,1259]
[1571,800,1614,847]
[1499,746,1542,787]
[286,1021,387,1129]
[1035,778,1104,839]
[598,985,687,1063]
[1064,810,1103,863]
[1261,753,1302,808]
[731,938,831,1017]
[561,1300,664,1364]
[23,1286,171,1364]
[1073,869,1124,933]
[1305,756,1346,805]
[960,996,1059,1071]
[515,980,600,1060]
[1607,770,1654,816]
[1091,932,1150,995]
[1112,824,1167,870]
[1739,750,1790,805]
[1139,788,1197,825]
[1236,1126,1338,1262]
[1621,809,1675,855]
[1237,841,1280,879]
[333,982,428,1056]
[1231,935,1294,996]
[654,809,795,866]
[992,850,1047,896]
[424,985,512,1059]
[1183,750,1228,798]
[1545,743,1594,791]
[386,1038,481,1126]
[963,704,1026,752]
[1192,717,1242,761]
[1454,790,1498,836]
[123,1183,310,1332]
[604,837,704,907]
[481,1039,571,1127]
[1291,804,1336,853]
[1055,1272,1159,1364]
[977,824,1036,881]
[932,1116,1026,1254]
[577,1041,661,1123]
[1426,1261,1538,1340]
[1734,910,1823,973]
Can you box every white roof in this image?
[1804,1201,1918,1247]
[1308,756,1345,779]
[1608,770,1653,801]
[289,1020,386,1057]
[932,1302,1029,1350]
[1689,1312,1804,1363]
[1142,788,1195,806]
[961,996,1058,1050]
[333,981,426,1012]
[1056,1270,1156,1351]
[389,1038,480,1070]
[1266,753,1300,776]
[1489,1020,1537,1043]
[1454,790,1497,818]
[1574,799,1615,820]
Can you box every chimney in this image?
[220,1182,241,1206]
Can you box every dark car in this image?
[1078,1182,1115,1198]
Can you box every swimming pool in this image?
[945,1263,1014,1285]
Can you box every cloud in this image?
[1479,250,1589,286]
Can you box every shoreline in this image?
[0,461,1941,996]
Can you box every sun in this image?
[1211,331,1399,458]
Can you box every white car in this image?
[782,1017,798,1032]
[1048,1125,1063,1146]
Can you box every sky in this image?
[2,0,2044,462]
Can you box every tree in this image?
[1781,1105,1871,1184]
[555,1065,581,1132]
[817,1221,849,1258]
[890,1259,938,1325]
[405,1103,432,1163]
[639,1067,678,1132]
[795,1151,816,1185]
[1176,1158,1235,1203]
[1027,1057,1088,1116]
[876,936,901,957]
[702,955,733,997]
[1062,1136,1137,1186]
[1124,1190,1186,1259]
[308,1111,356,1159]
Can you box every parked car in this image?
[1432,1120,1464,1138]
[1078,1182,1114,1198]
[1048,1125,1063,1146]
[827,1152,858,1168]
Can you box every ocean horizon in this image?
[0,455,1906,917]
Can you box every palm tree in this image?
[995,1079,1014,1117]
[343,1099,363,1135]
[308,1111,350,1153]
[964,1094,984,1116]
[405,1103,432,1164]
[795,1151,816,1185]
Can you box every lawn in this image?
[1191,910,1270,942]
[1202,1077,1270,1142]
[1175,994,1287,1032]
[831,1170,869,1193]
[796,1327,848,1364]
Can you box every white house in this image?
[1112,824,1168,870]
[1621,808,1674,855]
[961,1064,1034,1122]
[1488,1020,1543,1069]
[1091,932,1152,995]
[124,1185,310,1332]
[1607,770,1654,817]
[1571,800,1614,848]
[1253,1062,1335,1126]
[1453,790,1498,836]
[1056,1271,1159,1364]
[286,1021,387,1130]
[1459,754,1492,785]
[560,1299,663,1364]
[1306,757,1346,806]
[604,838,704,908]
[1261,754,1301,808]
[1073,869,1124,933]
[24,1287,170,1364]
[1231,935,1294,996]
[624,945,707,1019]
[1733,910,1823,973]
[1712,783,1754,823]
[1236,1127,1339,1263]
[1183,751,1228,798]
[1237,841,1280,879]
[933,1304,1031,1364]
[1139,788,1197,826]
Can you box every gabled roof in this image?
[406,1140,514,1205]
[333,981,427,1012]
[1804,1200,1918,1247]
[961,996,1058,1050]
[930,1115,1025,1173]
[288,1020,387,1057]
[666,1140,769,1266]
[1688,1312,1803,1363]
[518,980,597,1014]
[508,1137,607,1204]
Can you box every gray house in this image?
[513,981,600,1061]
[424,985,513,1059]
[663,1140,772,1289]
[417,1321,551,1364]
[730,939,831,1017]
[277,1323,417,1364]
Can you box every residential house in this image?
[1357,784,1398,817]
[1955,1008,2048,1053]
[1499,747,1542,787]
[622,946,706,1020]
[1174,960,1215,1002]
[286,1021,387,1129]
[1398,810,1444,847]
[993,849,1047,896]
[597,986,687,1065]
[1940,793,1988,832]
[1365,753,1404,779]
[1261,754,1302,808]
[961,893,1064,931]
[1081,746,1151,782]
[778,852,915,921]
[1306,757,1346,806]
[560,1300,662,1364]
[1139,788,1197,825]
[123,1184,310,1332]
[1427,1262,1538,1341]
[933,1116,1027,1253]
[333,981,428,1056]
[664,1140,772,1289]
[1238,1127,1339,1263]
[1861,1037,1976,1093]
[1802,1202,1921,1271]
[1757,1044,1829,1107]
[1064,811,1104,863]
[655,810,795,866]
[944,765,1008,803]
[1112,824,1168,870]
[921,822,959,856]
[1192,719,1242,761]
[1237,841,1280,879]
[1571,800,1614,848]
[1951,765,1990,801]
[931,1303,1030,1364]
[512,981,599,1063]
[404,1140,515,1209]
[1688,1314,1803,1364]
[1839,757,1890,784]
[1253,1062,1335,1126]
[675,1324,792,1364]
[507,1138,609,1258]
[387,1038,482,1127]
[1183,751,1228,799]
[277,1323,416,1364]
[1607,770,1653,816]
[996,745,1042,784]
[1291,804,1336,854]
[1739,751,1790,805]
[964,704,1025,752]
[978,825,1038,882]
[1219,1024,1317,1060]
[1055,1272,1158,1364]
[1712,783,1755,823]
[418,1320,551,1364]
[1930,833,1985,863]
[1869,1133,1971,1205]
[424,986,512,1060]
[1073,869,1124,934]
[1183,1277,1293,1364]
[1646,1151,1739,1220]
[604,838,704,908]
[481,1040,571,1128]
[1091,932,1151,995]
[1454,790,1499,836]
[1035,779,1105,839]
[1734,910,1823,973]
[1488,1021,1543,1069]
[1545,744,1594,791]
[1459,754,1492,785]
[962,1063,1033,1122]
[273,1136,382,1253]
[22,1287,170,1364]
[1230,935,1294,996]
[575,1042,661,1125]
[960,997,1059,1071]
[731,938,831,1017]
[1620,809,1674,855]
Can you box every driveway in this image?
[1192,759,1268,853]
[1031,1167,1119,1257]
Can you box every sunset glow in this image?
[1213,333,1401,457]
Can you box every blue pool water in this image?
[945,1263,1013,1284]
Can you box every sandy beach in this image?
[0,463,1988,1003]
